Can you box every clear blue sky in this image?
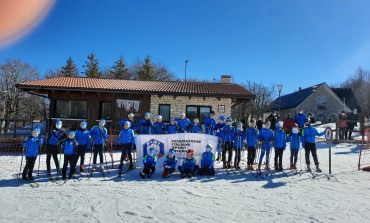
[1,0,370,96]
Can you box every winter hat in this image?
[226,117,233,122]
[210,111,215,115]
[237,122,243,127]
[148,147,156,156]
[55,119,62,125]
[186,149,194,156]
[194,118,199,123]
[170,117,175,122]
[168,149,176,155]
[157,115,162,120]
[68,131,75,136]
[99,119,106,125]
[144,112,150,117]
[218,115,225,121]
[205,144,213,151]
[286,113,291,117]
[32,127,40,133]
[128,113,134,118]
[179,112,185,116]
[124,121,131,127]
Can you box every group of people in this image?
[21,108,328,182]
[338,109,359,140]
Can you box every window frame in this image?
[55,100,88,119]
[158,104,171,123]
[101,101,113,120]
[186,105,212,124]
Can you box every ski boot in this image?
[80,165,84,173]
[162,168,170,178]
[279,165,283,171]
[274,164,279,171]
[146,174,152,178]
[128,163,134,170]
[265,163,270,170]
[118,168,122,177]
[293,163,297,170]
[47,169,51,177]
[257,164,261,171]
[290,163,294,169]
[181,173,186,178]
[22,174,28,181]
[306,164,311,172]
[227,162,231,169]
[236,162,241,170]
[139,172,146,179]
[315,164,322,173]
[62,169,67,180]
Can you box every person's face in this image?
[124,124,129,129]
[68,134,74,139]
[186,153,192,159]
[32,131,39,137]
[128,117,133,121]
[99,121,104,127]
[180,114,185,119]
[210,113,214,117]
[218,119,223,124]
[145,116,149,120]
[80,123,87,129]
[250,122,256,128]
[157,118,162,123]
[55,123,62,129]
[170,120,175,124]
[265,123,271,129]
[168,153,174,158]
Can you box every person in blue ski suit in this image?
[222,117,235,169]
[176,112,190,133]
[302,119,325,172]
[215,115,225,161]
[22,127,44,181]
[162,149,178,178]
[274,121,286,171]
[178,149,198,178]
[289,124,301,170]
[75,120,90,173]
[189,118,203,133]
[152,115,166,134]
[117,121,136,174]
[46,119,67,176]
[204,110,216,135]
[258,121,274,170]
[138,112,152,134]
[197,144,216,176]
[246,119,259,170]
[233,122,246,170]
[89,119,108,171]
[62,131,78,179]
[139,147,157,179]
[119,113,137,132]
[166,117,178,134]
[294,108,307,130]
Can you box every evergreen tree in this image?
[61,56,78,77]
[138,55,155,80]
[83,53,100,78]
[110,55,130,79]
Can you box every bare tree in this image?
[130,55,175,81]
[44,68,63,79]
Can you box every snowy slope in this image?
[1,132,370,222]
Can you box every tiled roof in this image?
[17,77,254,99]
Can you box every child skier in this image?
[62,131,78,179]
[197,144,215,176]
[138,112,152,134]
[204,110,216,135]
[75,120,90,173]
[222,117,235,169]
[176,112,190,133]
[117,121,136,175]
[178,149,198,178]
[302,119,325,172]
[234,122,246,170]
[290,124,301,170]
[274,121,286,171]
[246,119,259,170]
[162,149,178,178]
[166,117,178,134]
[215,115,225,161]
[258,121,274,170]
[46,119,67,176]
[139,147,157,179]
[89,119,108,172]
[152,115,166,134]
[190,118,203,133]
[22,127,44,181]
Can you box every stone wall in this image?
[150,95,232,119]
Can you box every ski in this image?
[29,182,39,188]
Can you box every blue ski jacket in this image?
[189,123,203,133]
[294,113,307,128]
[138,118,152,134]
[181,157,196,172]
[75,128,91,149]
[234,130,246,149]
[163,155,178,169]
[117,128,135,144]
[119,119,138,132]
[152,121,166,134]
[290,133,301,150]
[176,118,190,133]
[89,126,108,145]
[222,125,235,142]
[201,151,215,168]
[143,154,157,167]
[204,117,216,135]
[246,127,259,148]
[259,128,274,144]
[166,124,178,134]
[63,138,78,155]
[302,126,324,147]
[23,135,44,157]
[274,128,286,149]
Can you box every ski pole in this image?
[17,147,25,187]
[87,143,94,174]
[103,141,109,174]
[57,141,63,179]
[37,145,41,176]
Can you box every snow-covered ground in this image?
[1,125,370,223]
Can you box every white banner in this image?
[136,133,219,167]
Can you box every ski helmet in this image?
[226,117,233,122]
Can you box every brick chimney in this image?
[221,75,232,83]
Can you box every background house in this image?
[267,82,360,122]
[16,76,254,131]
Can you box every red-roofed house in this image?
[16,75,254,130]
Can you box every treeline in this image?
[46,53,176,81]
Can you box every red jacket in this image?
[338,114,347,128]
[283,118,296,133]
